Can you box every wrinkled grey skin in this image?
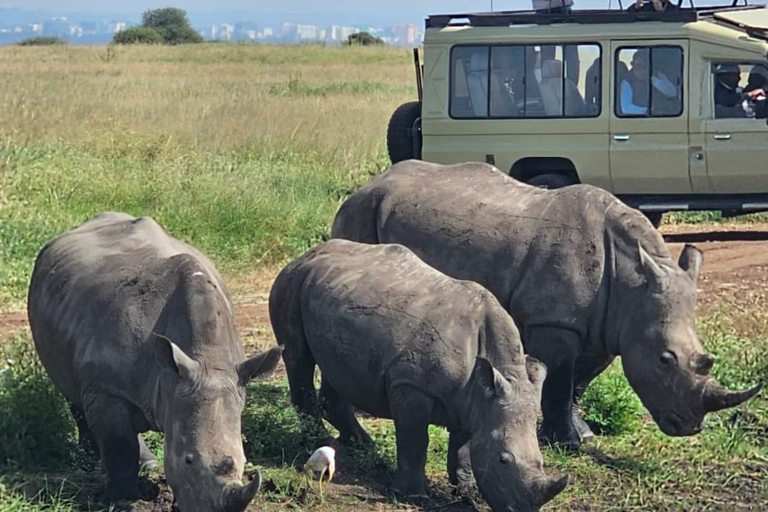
[27,212,283,512]
[269,238,569,512]
[330,160,763,450]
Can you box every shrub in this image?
[113,26,164,45]
[16,36,67,46]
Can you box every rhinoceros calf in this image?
[27,212,283,512]
[330,159,763,450]
[269,238,568,512]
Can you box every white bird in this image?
[303,445,336,497]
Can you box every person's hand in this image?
[746,88,766,99]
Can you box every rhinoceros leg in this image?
[526,326,582,451]
[447,429,472,490]
[138,435,158,471]
[84,393,141,504]
[319,377,372,445]
[68,400,101,458]
[571,355,614,442]
[283,343,331,444]
[389,386,433,499]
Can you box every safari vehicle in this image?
[387,1,768,226]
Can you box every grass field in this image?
[1,42,767,512]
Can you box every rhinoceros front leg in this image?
[571,355,614,443]
[389,385,433,499]
[84,393,141,504]
[68,400,100,458]
[447,429,472,491]
[526,326,582,451]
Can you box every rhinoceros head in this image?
[469,356,569,512]
[154,337,284,512]
[620,243,763,437]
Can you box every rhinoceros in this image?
[268,238,569,512]
[27,212,283,512]
[330,159,763,450]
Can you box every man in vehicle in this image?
[714,63,767,118]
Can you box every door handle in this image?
[714,134,731,140]
[613,134,630,141]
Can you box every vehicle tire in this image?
[527,173,577,189]
[387,101,422,164]
[644,212,663,229]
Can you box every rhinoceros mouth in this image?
[656,411,703,437]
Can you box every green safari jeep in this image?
[387,2,768,226]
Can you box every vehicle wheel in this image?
[387,101,422,164]
[644,212,663,229]
[527,173,577,189]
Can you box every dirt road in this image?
[2,221,768,346]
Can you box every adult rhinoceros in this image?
[27,212,283,512]
[330,160,763,450]
[269,239,569,512]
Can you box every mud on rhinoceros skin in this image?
[329,159,764,451]
[269,238,569,512]
[27,211,283,512]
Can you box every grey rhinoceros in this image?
[27,212,283,512]
[330,159,763,450]
[268,238,569,512]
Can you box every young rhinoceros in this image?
[269,238,569,512]
[27,212,283,512]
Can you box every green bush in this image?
[16,37,67,46]
[580,360,644,436]
[113,26,164,45]
[0,337,76,470]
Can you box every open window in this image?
[615,45,684,118]
[711,62,768,119]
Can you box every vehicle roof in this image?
[423,4,768,51]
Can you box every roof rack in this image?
[425,4,766,29]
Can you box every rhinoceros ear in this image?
[153,333,199,381]
[637,241,672,290]
[474,357,514,401]
[677,243,703,283]
[237,345,284,386]
[525,355,547,403]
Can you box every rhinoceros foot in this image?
[99,479,141,507]
[391,471,431,500]
[538,420,582,452]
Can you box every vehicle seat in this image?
[466,52,518,117]
[539,59,588,116]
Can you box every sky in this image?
[0,0,738,15]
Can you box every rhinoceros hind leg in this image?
[84,395,141,504]
[526,326,582,451]
[447,429,472,491]
[319,377,372,446]
[138,435,158,471]
[283,346,330,444]
[389,386,433,499]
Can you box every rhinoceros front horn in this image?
[532,473,569,507]
[703,380,764,413]
[224,470,262,512]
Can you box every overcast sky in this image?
[0,0,731,13]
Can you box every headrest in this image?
[715,63,740,74]
[542,59,562,79]
[469,52,488,73]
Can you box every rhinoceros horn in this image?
[703,380,764,413]
[224,470,262,512]
[531,473,570,507]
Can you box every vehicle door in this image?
[704,61,768,193]
[609,40,692,194]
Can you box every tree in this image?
[112,26,164,45]
[347,31,384,46]
[113,7,204,45]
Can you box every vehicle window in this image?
[449,43,602,119]
[615,46,683,118]
[711,62,768,120]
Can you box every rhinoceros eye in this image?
[660,351,678,366]
[499,452,515,465]
[185,454,194,465]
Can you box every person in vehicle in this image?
[714,63,767,118]
[619,49,678,115]
[627,0,680,12]
[532,0,573,14]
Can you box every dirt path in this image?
[3,222,768,345]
